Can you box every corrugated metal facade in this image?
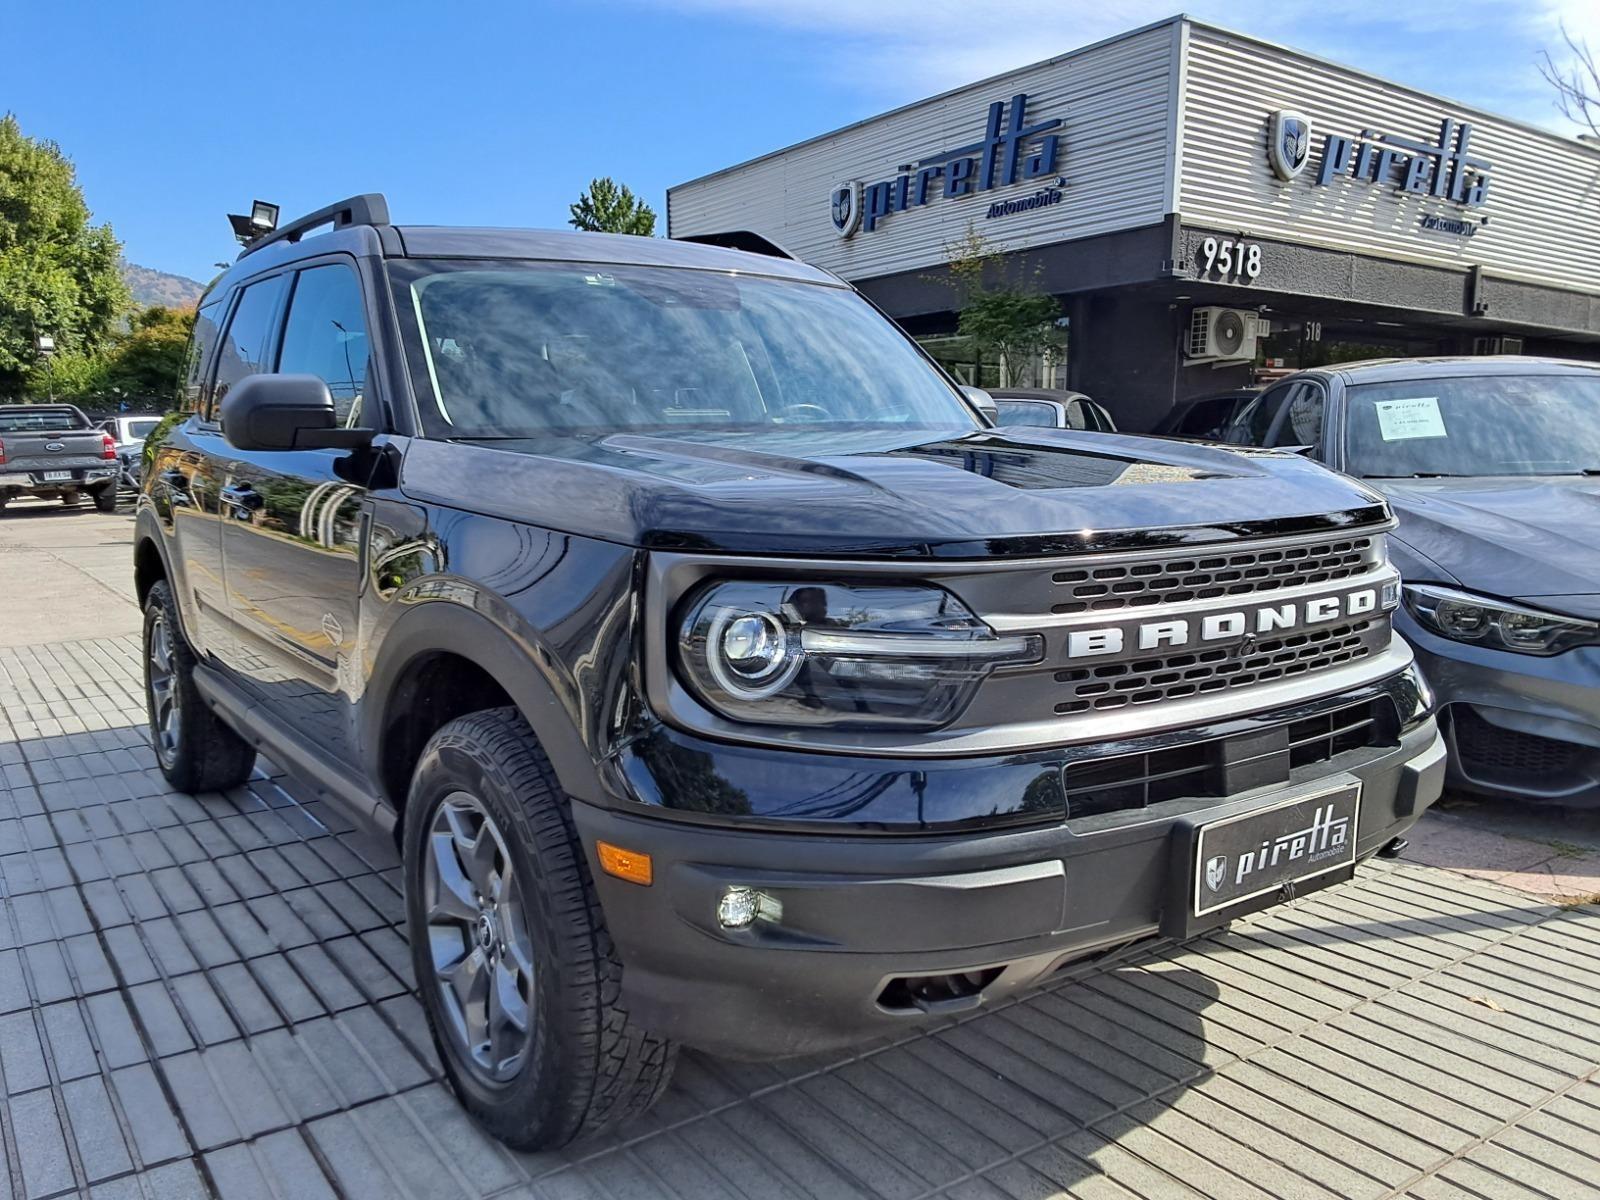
[1178,25,1600,296]
[667,22,1179,282]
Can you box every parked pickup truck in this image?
[0,404,120,512]
[134,194,1447,1151]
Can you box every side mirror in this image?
[961,385,999,425]
[220,374,372,452]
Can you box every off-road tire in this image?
[143,579,257,792]
[93,485,117,513]
[404,708,676,1150]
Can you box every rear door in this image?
[218,259,373,766]
[157,277,288,655]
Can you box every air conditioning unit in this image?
[1472,335,1524,356]
[1186,307,1259,363]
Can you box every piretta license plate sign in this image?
[1064,582,1383,662]
[1193,782,1361,917]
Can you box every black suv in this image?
[135,195,1446,1149]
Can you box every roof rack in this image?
[237,193,391,259]
[672,230,798,261]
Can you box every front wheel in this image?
[143,580,256,792]
[403,708,675,1150]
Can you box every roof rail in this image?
[237,193,391,259]
[673,230,799,261]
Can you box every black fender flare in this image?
[132,507,193,638]
[359,598,604,808]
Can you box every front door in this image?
[219,261,373,768]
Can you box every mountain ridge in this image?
[120,260,207,309]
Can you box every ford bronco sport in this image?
[134,194,1446,1150]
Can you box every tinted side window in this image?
[1232,384,1290,445]
[277,265,370,427]
[1270,381,1325,449]
[212,277,288,415]
[183,299,225,414]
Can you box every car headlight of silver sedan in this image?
[1402,584,1600,656]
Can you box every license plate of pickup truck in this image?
[1192,781,1361,917]
[42,470,72,482]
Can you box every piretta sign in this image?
[1064,581,1395,661]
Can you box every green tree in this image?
[103,305,194,401]
[568,177,657,236]
[23,304,194,404]
[0,114,130,395]
[945,227,1063,387]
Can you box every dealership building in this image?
[667,16,1600,431]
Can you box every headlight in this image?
[1402,584,1600,656]
[677,580,1041,729]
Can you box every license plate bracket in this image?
[1162,779,1361,939]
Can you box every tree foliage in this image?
[0,114,130,394]
[945,227,1063,387]
[568,177,657,236]
[24,304,194,404]
[105,305,194,399]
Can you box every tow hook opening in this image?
[877,967,1004,1015]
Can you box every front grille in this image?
[1453,707,1587,778]
[1050,536,1380,614]
[1065,697,1395,822]
[1053,618,1384,715]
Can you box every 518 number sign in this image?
[1197,237,1262,282]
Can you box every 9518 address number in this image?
[1197,237,1262,282]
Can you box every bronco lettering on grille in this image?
[1065,587,1380,660]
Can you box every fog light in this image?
[717,886,780,929]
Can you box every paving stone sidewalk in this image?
[3,634,1600,1200]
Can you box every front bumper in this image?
[1399,611,1600,805]
[576,717,1444,1059]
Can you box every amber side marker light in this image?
[597,842,653,886]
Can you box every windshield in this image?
[1346,374,1600,478]
[0,407,90,434]
[394,260,976,446]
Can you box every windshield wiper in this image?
[1363,472,1465,479]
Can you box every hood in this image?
[1378,477,1600,612]
[400,428,1388,559]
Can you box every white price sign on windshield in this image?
[1374,397,1448,441]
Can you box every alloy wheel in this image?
[147,611,180,763]
[424,792,536,1083]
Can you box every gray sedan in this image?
[1223,356,1600,806]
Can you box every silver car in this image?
[1224,357,1600,805]
[99,414,164,486]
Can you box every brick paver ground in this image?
[3,633,1600,1200]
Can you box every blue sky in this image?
[5,0,1593,282]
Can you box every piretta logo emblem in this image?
[1065,587,1382,660]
